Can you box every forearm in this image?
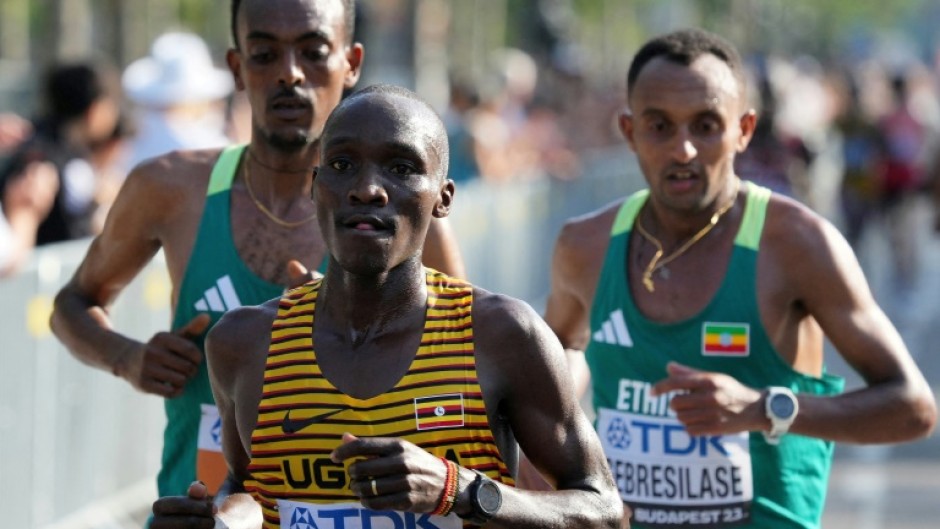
[50,286,140,376]
[451,466,621,529]
[791,380,936,443]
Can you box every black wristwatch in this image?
[458,470,502,525]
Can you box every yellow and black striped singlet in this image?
[246,269,514,529]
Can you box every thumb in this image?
[341,432,359,444]
[177,313,211,338]
[187,480,210,500]
[286,259,315,289]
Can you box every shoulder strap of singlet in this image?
[206,144,247,197]
[610,182,771,250]
[611,189,649,236]
[733,180,771,251]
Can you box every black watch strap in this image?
[457,470,500,525]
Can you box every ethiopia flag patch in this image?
[414,394,465,431]
[702,322,749,356]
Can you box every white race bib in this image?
[598,407,753,527]
[276,500,462,529]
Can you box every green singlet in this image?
[159,145,284,498]
[586,181,844,529]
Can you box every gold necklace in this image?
[634,179,740,292]
[243,159,317,229]
[247,148,309,173]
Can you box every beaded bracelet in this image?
[431,457,459,516]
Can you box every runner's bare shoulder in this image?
[128,147,227,198]
[115,148,229,232]
[553,198,625,289]
[206,297,280,385]
[471,287,564,380]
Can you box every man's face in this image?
[620,54,755,213]
[227,0,362,151]
[313,94,453,276]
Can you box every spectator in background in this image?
[122,31,234,169]
[834,74,882,249]
[735,76,812,201]
[875,70,932,291]
[0,160,58,277]
[442,76,480,184]
[471,48,542,182]
[0,112,32,154]
[0,61,121,246]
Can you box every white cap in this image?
[123,32,233,107]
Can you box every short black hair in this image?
[324,84,450,180]
[42,62,116,125]
[627,28,746,99]
[231,0,356,49]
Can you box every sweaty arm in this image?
[421,216,466,279]
[543,213,613,398]
[466,292,623,528]
[327,292,623,528]
[152,301,276,529]
[775,206,936,443]
[653,204,937,442]
[50,160,205,398]
[209,303,275,528]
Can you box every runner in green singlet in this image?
[50,0,466,507]
[543,29,936,529]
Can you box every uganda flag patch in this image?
[702,322,749,356]
[414,394,464,431]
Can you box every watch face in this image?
[477,480,502,514]
[769,393,796,419]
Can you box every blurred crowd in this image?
[2,31,940,285]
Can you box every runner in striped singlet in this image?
[543,28,936,529]
[152,86,622,529]
[247,270,516,528]
[50,0,467,510]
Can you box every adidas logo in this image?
[592,309,633,347]
[193,275,242,313]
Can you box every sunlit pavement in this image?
[822,195,940,528]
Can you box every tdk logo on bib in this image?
[278,500,462,529]
[606,416,632,450]
[290,506,317,529]
[211,416,223,445]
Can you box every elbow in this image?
[566,481,624,528]
[598,486,626,529]
[49,288,70,339]
[907,389,938,440]
[890,381,939,441]
[49,283,84,340]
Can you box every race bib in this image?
[196,403,227,494]
[598,407,753,527]
[276,500,462,529]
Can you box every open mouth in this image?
[667,167,698,180]
[342,215,392,233]
[270,96,312,119]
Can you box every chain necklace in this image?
[247,148,310,173]
[243,158,317,228]
[634,179,740,292]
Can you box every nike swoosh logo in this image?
[281,407,350,434]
